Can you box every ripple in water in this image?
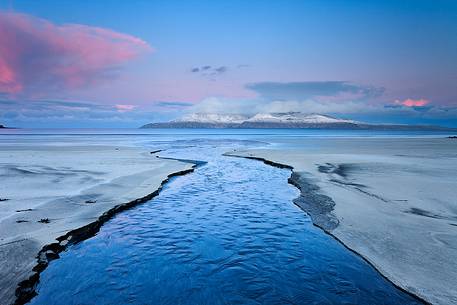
[30,147,423,305]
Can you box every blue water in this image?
[28,139,423,305]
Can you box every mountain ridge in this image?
[141,112,456,131]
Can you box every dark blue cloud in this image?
[214,66,227,74]
[156,101,193,108]
[190,65,228,78]
[246,81,384,101]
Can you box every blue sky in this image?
[0,0,456,127]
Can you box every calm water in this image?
[28,138,423,305]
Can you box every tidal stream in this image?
[29,142,422,305]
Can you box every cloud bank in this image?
[0,99,183,128]
[246,81,384,101]
[189,96,457,126]
[0,11,151,97]
[186,81,457,127]
[190,81,386,115]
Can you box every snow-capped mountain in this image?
[142,112,358,128]
[171,112,354,124]
[245,112,355,124]
[141,112,455,130]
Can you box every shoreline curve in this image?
[224,152,429,305]
[13,159,200,305]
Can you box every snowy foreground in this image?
[0,144,192,304]
[228,137,457,305]
[1,133,456,305]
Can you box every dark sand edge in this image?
[287,172,340,231]
[13,159,201,305]
[225,152,430,305]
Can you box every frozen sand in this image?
[0,144,193,305]
[228,137,457,305]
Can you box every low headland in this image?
[141,112,457,131]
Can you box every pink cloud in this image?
[115,104,136,112]
[0,11,151,97]
[395,98,430,107]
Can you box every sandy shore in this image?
[228,137,457,305]
[0,145,193,305]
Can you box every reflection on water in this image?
[30,142,422,305]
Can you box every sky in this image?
[0,0,456,128]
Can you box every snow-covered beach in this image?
[0,130,455,305]
[228,136,457,305]
[0,140,193,304]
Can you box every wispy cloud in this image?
[115,104,136,112]
[156,101,193,108]
[190,65,229,78]
[0,99,179,128]
[0,11,151,98]
[395,98,429,107]
[214,66,227,74]
[189,96,373,115]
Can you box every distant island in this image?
[0,124,5,129]
[141,112,456,131]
